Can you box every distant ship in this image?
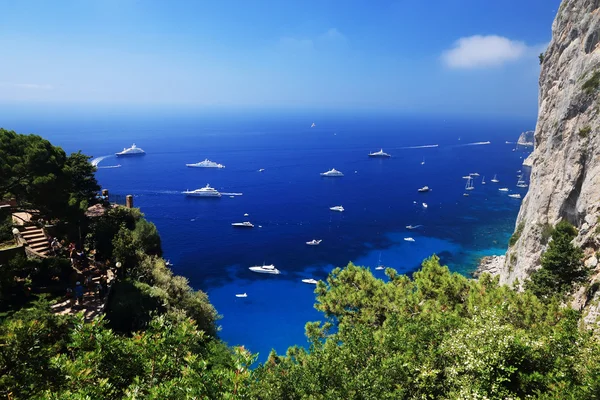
[418,186,430,193]
[235,293,248,298]
[306,239,322,246]
[422,203,428,209]
[482,176,486,184]
[470,172,480,177]
[375,253,385,270]
[320,168,344,177]
[249,264,280,274]
[404,237,415,242]
[116,144,145,157]
[491,174,499,183]
[232,222,254,228]
[368,149,391,158]
[499,188,509,192]
[186,159,225,168]
[302,278,318,285]
[330,205,344,212]
[311,122,316,128]
[182,184,221,197]
[508,193,522,199]
[516,175,528,188]
[465,176,475,191]
[421,157,425,165]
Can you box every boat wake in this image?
[399,144,439,149]
[91,155,113,166]
[97,165,121,169]
[221,193,243,196]
[461,141,491,146]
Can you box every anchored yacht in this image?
[508,193,522,199]
[235,293,248,298]
[232,222,254,228]
[491,174,499,183]
[516,175,528,188]
[499,188,509,192]
[249,264,280,274]
[422,203,428,209]
[302,278,318,285]
[320,168,344,177]
[186,159,225,168]
[116,144,145,157]
[306,239,322,246]
[368,149,391,158]
[418,186,430,193]
[330,205,344,212]
[183,184,221,197]
[404,237,415,242]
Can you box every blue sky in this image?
[0,0,561,116]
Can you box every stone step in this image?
[23,225,40,231]
[22,231,45,239]
[26,236,48,245]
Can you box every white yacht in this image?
[302,278,318,285]
[186,159,225,168]
[330,205,344,212]
[499,188,509,192]
[368,149,391,158]
[418,186,430,193]
[508,193,522,199]
[306,239,322,246]
[183,184,221,197]
[462,175,471,179]
[465,176,475,191]
[320,168,344,177]
[116,143,145,157]
[422,203,428,209]
[249,264,280,274]
[491,174,499,183]
[258,168,265,172]
[406,225,421,230]
[404,237,415,242]
[463,193,470,197]
[235,293,248,298]
[243,213,249,217]
[232,222,254,228]
[470,172,480,177]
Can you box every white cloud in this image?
[442,35,528,69]
[0,82,54,90]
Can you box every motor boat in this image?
[330,206,344,212]
[232,222,254,228]
[183,184,221,197]
[462,176,471,179]
[499,188,509,192]
[406,225,421,230]
[320,168,344,177]
[249,264,280,274]
[116,143,145,157]
[422,203,428,209]
[375,266,385,270]
[418,186,430,193]
[470,172,480,176]
[368,149,391,158]
[243,213,249,217]
[463,193,470,197]
[404,237,415,242]
[302,278,318,285]
[306,239,322,246]
[235,293,248,298]
[508,194,522,199]
[186,159,225,168]
[258,168,265,172]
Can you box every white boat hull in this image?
[249,266,280,274]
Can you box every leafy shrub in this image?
[509,222,525,246]
[540,223,555,244]
[578,125,592,138]
[583,71,600,94]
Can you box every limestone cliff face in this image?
[500,0,600,287]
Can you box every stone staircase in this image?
[21,226,50,257]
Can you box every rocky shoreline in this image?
[473,255,505,279]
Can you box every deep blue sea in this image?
[3,111,533,362]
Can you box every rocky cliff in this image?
[516,130,535,148]
[498,0,600,297]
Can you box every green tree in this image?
[527,220,586,299]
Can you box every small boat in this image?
[406,225,421,230]
[491,174,499,183]
[249,264,280,274]
[375,252,385,270]
[320,168,344,177]
[368,149,391,158]
[499,188,509,192]
[186,159,225,168]
[462,175,471,179]
[418,186,430,193]
[306,239,322,246]
[482,176,486,184]
[470,172,480,176]
[165,260,174,267]
[311,122,316,128]
[183,184,222,197]
[516,175,528,188]
[302,278,318,285]
[465,176,475,191]
[508,193,522,199]
[258,168,265,172]
[404,237,415,242]
[116,143,146,157]
[235,293,248,298]
[330,206,344,212]
[421,157,425,165]
[422,203,428,209]
[243,213,249,217]
[232,222,254,228]
[463,193,470,197]
[375,266,385,270]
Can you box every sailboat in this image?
[375,253,385,270]
[482,176,486,185]
[491,174,499,183]
[465,176,475,191]
[516,175,528,188]
[421,157,425,165]
[311,122,316,128]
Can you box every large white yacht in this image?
[186,159,225,168]
[368,149,391,158]
[330,205,344,212]
[418,186,430,193]
[232,221,254,228]
[116,144,145,157]
[302,278,318,285]
[249,264,280,274]
[182,184,221,197]
[320,168,344,177]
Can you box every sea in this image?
[3,110,533,362]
